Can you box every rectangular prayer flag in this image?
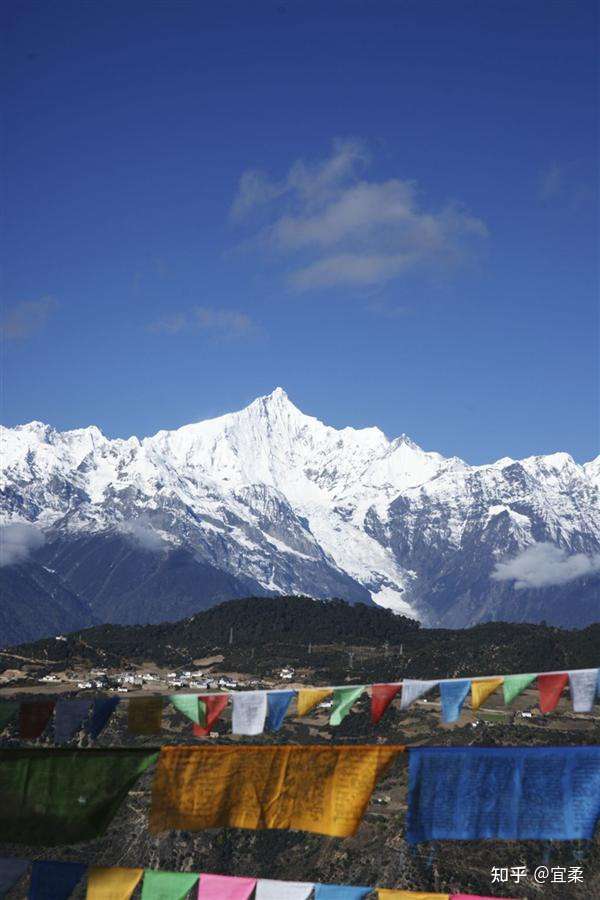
[231,691,268,735]
[470,678,503,710]
[377,892,449,899]
[569,669,599,713]
[170,695,203,725]
[0,748,157,845]
[400,680,438,711]
[265,691,295,731]
[29,860,86,899]
[330,686,364,726]
[54,699,92,744]
[296,688,332,716]
[141,870,199,899]
[197,873,256,899]
[150,744,403,838]
[192,695,228,737]
[371,684,401,724]
[538,673,568,713]
[406,745,600,843]
[439,680,470,723]
[0,858,30,893]
[502,673,535,705]
[86,867,143,899]
[0,701,19,732]
[315,885,372,899]
[255,879,314,899]
[128,696,163,734]
[19,701,55,739]
[89,697,119,739]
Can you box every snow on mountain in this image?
[1,388,599,639]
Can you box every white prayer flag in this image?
[400,679,438,710]
[569,669,599,712]
[231,691,268,735]
[255,879,314,900]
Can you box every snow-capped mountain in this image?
[1,388,599,644]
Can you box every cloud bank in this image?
[0,523,45,566]
[491,541,600,589]
[120,520,164,553]
[231,139,487,291]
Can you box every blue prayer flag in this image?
[54,700,92,744]
[29,860,86,899]
[406,745,600,844]
[315,884,371,899]
[89,697,119,739]
[440,679,471,723]
[0,858,30,893]
[265,691,296,732]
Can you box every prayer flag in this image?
[296,688,332,716]
[29,860,86,899]
[231,691,268,735]
[502,674,535,705]
[377,893,449,899]
[197,874,256,899]
[451,895,514,899]
[400,680,438,711]
[569,669,599,713]
[470,678,503,710]
[255,879,314,899]
[315,885,371,899]
[150,744,403,838]
[406,745,600,843]
[439,680,470,723]
[0,858,30,893]
[54,699,92,744]
[128,696,163,734]
[19,701,55,739]
[371,684,401,724]
[170,695,203,725]
[192,696,228,737]
[141,870,199,899]
[330,686,364,726]
[0,748,157,845]
[538,673,568,713]
[86,867,143,899]
[89,697,119,739]
[265,691,295,731]
[0,701,19,732]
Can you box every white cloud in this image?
[120,520,164,553]
[0,523,45,566]
[231,140,487,291]
[491,542,600,590]
[1,297,57,339]
[148,306,258,340]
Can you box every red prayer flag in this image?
[19,701,56,739]
[193,695,229,737]
[538,673,568,713]
[371,684,401,724]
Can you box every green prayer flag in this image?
[169,695,202,725]
[330,686,365,726]
[0,701,19,732]
[197,699,207,729]
[0,748,158,845]
[141,870,199,899]
[503,674,537,705]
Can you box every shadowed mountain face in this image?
[1,389,599,645]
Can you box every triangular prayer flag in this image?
[19,701,55,739]
[197,873,256,899]
[29,860,86,899]
[400,680,438,710]
[89,697,119,739]
[502,674,536,705]
[128,696,163,734]
[315,885,372,899]
[0,748,157,845]
[231,691,268,735]
[255,879,314,899]
[377,892,450,899]
[86,867,144,899]
[170,694,203,725]
[192,695,228,737]
[0,701,19,732]
[471,678,503,710]
[371,684,401,724]
[296,688,332,716]
[330,686,365,726]
[569,669,599,713]
[54,699,92,744]
[440,680,471,723]
[141,870,199,899]
[538,672,568,713]
[0,858,30,893]
[265,691,295,731]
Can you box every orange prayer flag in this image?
[150,744,403,838]
[296,689,333,717]
[86,866,143,898]
[377,892,450,899]
[538,673,569,713]
[471,677,503,710]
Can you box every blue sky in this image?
[3,0,598,463]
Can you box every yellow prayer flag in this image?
[471,677,504,710]
[296,688,333,716]
[150,744,403,838]
[377,892,450,899]
[127,697,163,735]
[86,867,143,899]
